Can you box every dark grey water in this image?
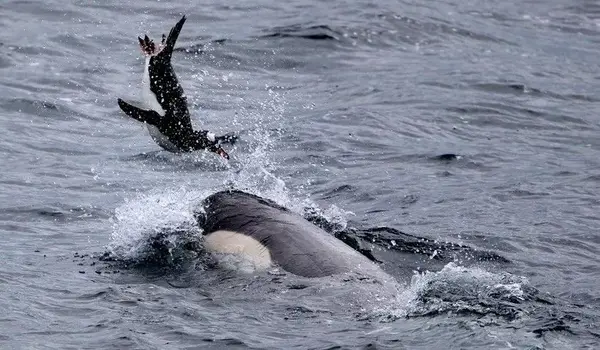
[2,0,600,348]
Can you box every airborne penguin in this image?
[117,15,235,158]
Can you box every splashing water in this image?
[107,81,353,264]
[107,186,209,261]
[376,262,533,321]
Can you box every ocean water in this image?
[1,0,599,348]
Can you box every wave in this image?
[260,24,341,41]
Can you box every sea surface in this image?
[1,0,600,349]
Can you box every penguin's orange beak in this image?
[216,147,229,160]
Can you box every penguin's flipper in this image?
[117,99,161,125]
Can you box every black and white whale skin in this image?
[196,190,392,279]
[117,15,235,159]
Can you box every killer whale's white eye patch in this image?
[204,230,273,271]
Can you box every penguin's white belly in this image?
[142,57,165,116]
[146,124,179,152]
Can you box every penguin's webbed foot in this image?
[138,34,164,56]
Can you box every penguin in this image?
[117,15,235,159]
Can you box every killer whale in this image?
[195,190,392,279]
[117,15,235,159]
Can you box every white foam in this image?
[108,186,209,260]
[374,262,529,319]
